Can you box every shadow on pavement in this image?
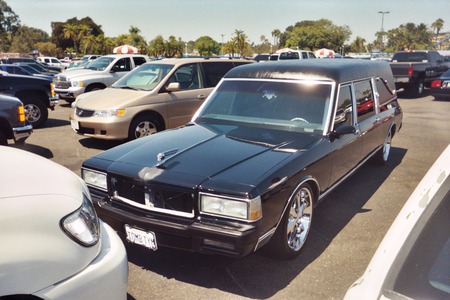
[124,147,408,299]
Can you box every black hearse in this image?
[81,59,403,259]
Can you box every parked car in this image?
[345,144,450,300]
[15,62,59,76]
[389,50,448,97]
[1,57,62,73]
[430,68,450,100]
[0,64,53,81]
[0,93,32,145]
[70,57,253,140]
[53,54,150,102]
[278,50,316,60]
[80,59,402,259]
[37,56,65,71]
[0,73,59,128]
[0,146,128,299]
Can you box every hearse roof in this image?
[225,59,394,84]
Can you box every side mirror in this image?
[166,82,181,92]
[331,124,356,138]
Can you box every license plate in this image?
[124,225,158,251]
[70,119,79,130]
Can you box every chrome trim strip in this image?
[254,227,276,251]
[112,192,195,218]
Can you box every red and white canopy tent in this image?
[113,44,139,54]
[314,48,335,58]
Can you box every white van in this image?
[37,56,65,70]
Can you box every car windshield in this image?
[112,63,173,91]
[85,57,115,71]
[195,79,332,134]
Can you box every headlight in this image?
[93,109,125,117]
[199,193,262,222]
[82,169,107,190]
[61,195,100,247]
[71,80,84,87]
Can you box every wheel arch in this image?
[85,82,106,92]
[130,110,166,131]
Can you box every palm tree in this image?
[431,18,444,46]
[232,29,249,57]
[271,29,281,48]
[63,23,80,54]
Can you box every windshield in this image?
[112,63,174,91]
[195,79,332,134]
[85,57,115,71]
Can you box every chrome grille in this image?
[111,176,195,218]
[53,76,70,89]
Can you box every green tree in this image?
[195,36,219,56]
[0,0,20,51]
[431,18,444,46]
[63,23,81,54]
[280,19,351,51]
[349,36,366,53]
[9,25,49,54]
[385,22,433,51]
[271,29,281,49]
[231,29,250,57]
[148,35,166,57]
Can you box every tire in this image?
[128,114,162,140]
[22,99,48,128]
[408,79,424,97]
[267,182,314,259]
[0,131,7,145]
[373,129,392,166]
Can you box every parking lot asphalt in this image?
[12,93,450,300]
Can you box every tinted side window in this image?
[133,57,147,67]
[112,58,131,72]
[375,77,396,106]
[302,52,308,59]
[201,62,234,88]
[354,80,375,123]
[334,85,353,130]
[308,52,316,58]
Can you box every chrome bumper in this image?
[13,124,33,143]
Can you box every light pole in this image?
[378,11,389,51]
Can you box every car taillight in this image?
[407,64,414,77]
[18,105,26,122]
[431,80,442,88]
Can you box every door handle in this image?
[198,94,206,100]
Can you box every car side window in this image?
[354,80,375,123]
[201,62,234,88]
[168,63,202,90]
[334,85,353,130]
[302,52,308,59]
[133,57,147,67]
[112,58,131,72]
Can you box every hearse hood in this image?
[85,123,322,190]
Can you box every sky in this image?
[6,0,450,46]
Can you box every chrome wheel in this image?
[24,103,42,123]
[134,120,158,139]
[286,185,313,252]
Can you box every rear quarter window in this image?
[201,62,235,87]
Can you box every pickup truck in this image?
[0,93,33,145]
[53,54,150,103]
[0,73,59,128]
[389,50,448,97]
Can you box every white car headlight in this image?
[82,169,107,190]
[93,109,125,117]
[71,80,84,87]
[61,195,100,246]
[199,193,262,222]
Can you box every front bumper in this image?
[12,124,33,143]
[49,95,59,109]
[69,113,131,140]
[91,191,260,258]
[55,86,85,100]
[34,221,128,300]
